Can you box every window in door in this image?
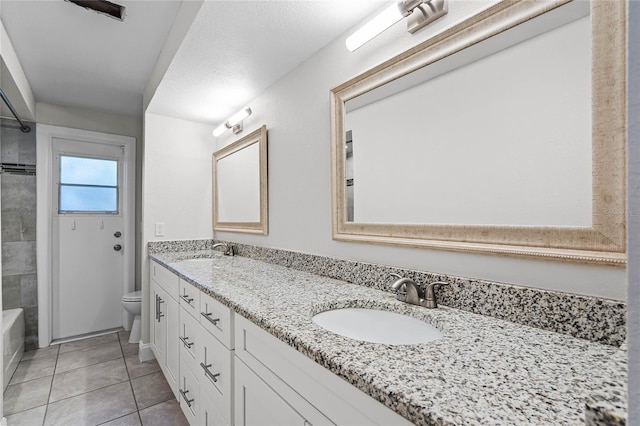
[58,155,119,213]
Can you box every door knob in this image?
[114,231,122,238]
[114,244,122,251]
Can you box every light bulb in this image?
[213,123,228,137]
[228,107,252,126]
[346,3,405,52]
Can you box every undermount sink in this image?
[181,257,233,268]
[312,308,442,345]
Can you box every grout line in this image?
[42,344,60,425]
[118,331,142,419]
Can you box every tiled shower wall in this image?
[1,117,38,349]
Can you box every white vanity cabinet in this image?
[150,261,180,399]
[150,258,410,426]
[234,314,412,426]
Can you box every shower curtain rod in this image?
[0,88,31,133]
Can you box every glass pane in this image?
[60,156,118,186]
[59,186,118,212]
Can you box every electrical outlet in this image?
[155,222,165,237]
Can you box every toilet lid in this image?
[122,290,142,302]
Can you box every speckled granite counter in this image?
[585,343,627,426]
[150,250,625,425]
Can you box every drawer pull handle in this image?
[180,295,194,304]
[200,362,220,383]
[155,295,159,322]
[179,389,194,407]
[179,336,194,349]
[201,312,221,325]
[157,297,164,319]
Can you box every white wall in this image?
[36,102,141,139]
[209,1,626,300]
[0,19,36,120]
[140,113,214,343]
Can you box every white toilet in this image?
[122,290,142,344]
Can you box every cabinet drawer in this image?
[179,360,200,425]
[179,306,200,375]
[198,328,233,425]
[151,261,179,301]
[199,292,233,349]
[179,279,200,319]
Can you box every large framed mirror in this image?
[213,125,268,234]
[331,0,626,265]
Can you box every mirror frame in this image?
[213,125,268,235]
[330,0,626,265]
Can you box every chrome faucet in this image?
[389,273,422,305]
[212,242,235,256]
[389,274,449,309]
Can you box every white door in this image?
[51,137,129,339]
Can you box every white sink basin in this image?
[312,308,442,345]
[181,257,232,268]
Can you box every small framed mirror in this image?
[330,0,626,265]
[213,125,268,235]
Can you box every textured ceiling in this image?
[1,0,180,117]
[147,1,388,124]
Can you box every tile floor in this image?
[3,330,189,426]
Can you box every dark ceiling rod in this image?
[0,88,31,133]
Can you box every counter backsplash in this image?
[148,239,626,347]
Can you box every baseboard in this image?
[138,341,155,362]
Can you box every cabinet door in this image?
[165,293,180,398]
[151,282,165,366]
[200,388,229,426]
[235,358,308,426]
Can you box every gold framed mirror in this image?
[213,125,268,235]
[330,0,626,265]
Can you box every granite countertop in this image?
[150,250,624,426]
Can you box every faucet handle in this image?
[421,281,449,309]
[389,273,402,280]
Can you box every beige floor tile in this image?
[59,333,119,354]
[44,381,137,426]
[4,404,47,426]
[139,399,188,426]
[49,357,129,403]
[3,375,52,416]
[20,346,59,362]
[55,341,123,374]
[131,371,173,410]
[124,354,161,379]
[98,412,141,426]
[120,341,139,357]
[118,330,131,341]
[9,356,57,385]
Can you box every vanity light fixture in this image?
[213,107,253,137]
[345,0,447,52]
